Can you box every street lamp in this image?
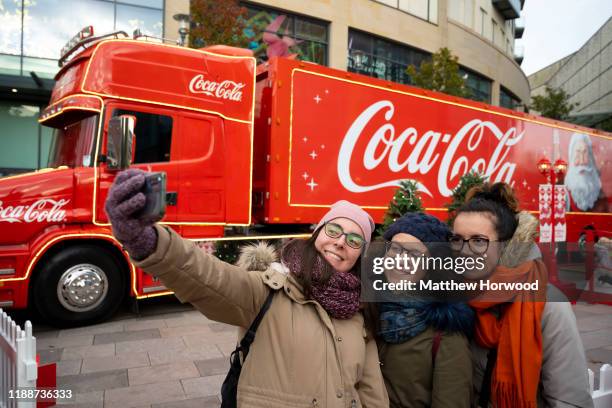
[537,156,568,285]
[173,13,190,47]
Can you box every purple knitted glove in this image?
[105,169,162,260]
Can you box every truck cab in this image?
[0,27,257,326]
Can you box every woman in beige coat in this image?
[105,169,389,408]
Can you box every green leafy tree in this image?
[189,0,249,48]
[596,116,612,132]
[446,171,488,225]
[406,47,471,98]
[530,86,579,120]
[378,180,424,237]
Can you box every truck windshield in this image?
[47,114,98,168]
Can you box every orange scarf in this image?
[469,259,547,408]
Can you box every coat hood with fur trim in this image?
[498,211,540,268]
[236,242,279,272]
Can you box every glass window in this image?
[465,0,473,28]
[23,0,114,60]
[449,0,474,28]
[0,102,41,172]
[294,18,327,42]
[8,0,161,76]
[0,54,21,75]
[374,0,398,7]
[500,86,521,110]
[399,0,429,21]
[113,109,173,164]
[373,0,436,24]
[480,8,487,37]
[40,124,53,168]
[448,0,461,22]
[459,67,492,103]
[0,0,22,55]
[116,3,163,37]
[243,3,328,65]
[429,0,438,22]
[117,0,163,8]
[348,29,429,86]
[47,115,98,168]
[22,57,59,79]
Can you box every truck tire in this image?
[33,245,126,327]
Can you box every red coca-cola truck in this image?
[0,28,610,326]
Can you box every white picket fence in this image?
[590,364,612,408]
[0,308,37,408]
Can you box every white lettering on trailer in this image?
[0,199,69,223]
[338,100,523,197]
[188,74,245,102]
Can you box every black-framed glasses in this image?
[449,235,492,255]
[384,241,426,258]
[323,222,365,249]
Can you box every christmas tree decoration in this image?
[378,180,424,237]
[214,240,243,264]
[446,171,488,225]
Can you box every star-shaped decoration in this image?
[307,178,318,191]
[303,137,308,143]
[302,172,309,180]
[309,150,318,160]
[522,180,528,188]
[325,89,329,94]
[320,144,325,149]
[314,95,321,104]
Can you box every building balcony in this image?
[492,0,521,20]
[515,17,525,38]
[514,44,524,65]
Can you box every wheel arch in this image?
[28,235,136,305]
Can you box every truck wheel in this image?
[33,245,126,327]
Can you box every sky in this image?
[520,0,612,75]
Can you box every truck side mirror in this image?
[107,115,136,170]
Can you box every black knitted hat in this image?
[383,213,450,243]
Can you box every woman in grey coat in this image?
[452,182,593,408]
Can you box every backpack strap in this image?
[239,290,276,358]
[221,290,275,408]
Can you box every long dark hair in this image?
[456,182,520,241]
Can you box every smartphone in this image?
[141,172,167,220]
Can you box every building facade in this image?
[189,0,528,107]
[0,0,529,176]
[528,17,612,130]
[0,0,165,176]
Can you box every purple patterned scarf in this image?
[281,244,361,319]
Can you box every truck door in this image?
[175,113,225,224]
[96,103,179,224]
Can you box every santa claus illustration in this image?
[565,132,609,212]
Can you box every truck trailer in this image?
[0,27,609,326]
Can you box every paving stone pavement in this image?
[10,296,612,408]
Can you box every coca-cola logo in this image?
[188,74,245,102]
[0,198,69,223]
[338,100,524,197]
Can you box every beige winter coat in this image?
[133,225,389,408]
